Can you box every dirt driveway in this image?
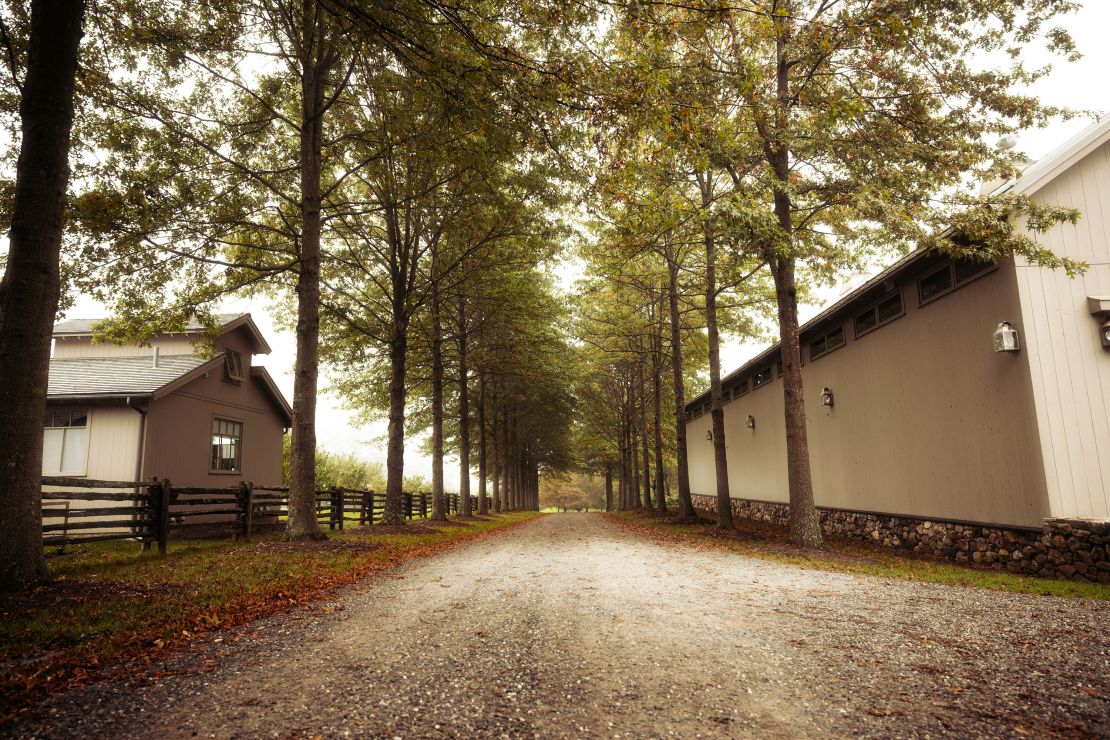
[14,513,1110,738]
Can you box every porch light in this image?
[745,414,755,429]
[819,387,834,407]
[705,430,713,441]
[993,321,1020,352]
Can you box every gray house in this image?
[684,117,1110,577]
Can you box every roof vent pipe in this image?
[152,346,160,368]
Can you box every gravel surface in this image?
[12,513,1110,738]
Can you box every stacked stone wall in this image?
[691,494,1110,584]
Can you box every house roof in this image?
[47,354,214,399]
[52,312,273,354]
[686,118,1110,412]
[998,113,1110,198]
[47,353,293,426]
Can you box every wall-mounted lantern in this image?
[993,321,1020,352]
[705,430,713,441]
[1088,297,1110,349]
[745,414,755,429]
[820,387,834,407]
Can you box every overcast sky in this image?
[44,3,1110,487]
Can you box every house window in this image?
[211,418,242,472]
[752,367,773,389]
[733,378,749,398]
[855,292,904,337]
[918,265,953,303]
[42,409,89,475]
[954,257,993,284]
[809,325,846,361]
[223,349,244,383]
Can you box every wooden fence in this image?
[40,476,479,554]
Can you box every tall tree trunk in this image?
[0,0,85,592]
[653,311,667,514]
[701,175,734,531]
[477,373,488,515]
[491,393,502,513]
[630,391,641,508]
[769,13,823,548]
[382,326,408,525]
[456,295,471,517]
[665,240,697,518]
[604,463,613,512]
[639,355,652,510]
[429,259,446,521]
[287,1,330,540]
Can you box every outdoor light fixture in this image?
[745,414,755,429]
[820,387,834,407]
[993,321,1020,352]
[1088,297,1110,349]
[705,430,713,441]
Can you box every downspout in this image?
[126,396,148,533]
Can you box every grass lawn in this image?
[604,510,1110,601]
[0,512,542,719]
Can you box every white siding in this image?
[1015,139,1110,520]
[53,335,197,359]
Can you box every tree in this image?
[604,0,1081,545]
[0,0,85,591]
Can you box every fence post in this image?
[240,481,254,540]
[328,486,341,530]
[404,492,412,520]
[156,479,172,555]
[361,490,370,526]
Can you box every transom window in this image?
[752,366,773,389]
[211,418,242,473]
[42,409,89,475]
[732,378,749,398]
[809,324,846,361]
[919,257,995,305]
[855,292,904,337]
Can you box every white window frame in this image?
[42,408,91,476]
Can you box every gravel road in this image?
[14,513,1110,738]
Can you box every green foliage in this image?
[281,436,385,491]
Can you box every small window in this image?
[954,257,992,284]
[810,325,845,361]
[223,349,244,382]
[854,308,878,335]
[752,367,773,388]
[733,378,749,397]
[42,409,89,475]
[876,293,903,323]
[855,292,904,337]
[211,418,242,472]
[918,265,953,303]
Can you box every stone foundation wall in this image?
[691,494,1110,584]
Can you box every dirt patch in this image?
[355,523,445,535]
[227,540,382,555]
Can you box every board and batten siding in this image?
[686,258,1050,528]
[1014,138,1110,521]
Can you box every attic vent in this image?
[223,348,245,383]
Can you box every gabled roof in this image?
[998,114,1110,198]
[52,312,272,354]
[47,351,294,426]
[47,354,214,399]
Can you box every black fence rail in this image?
[40,477,480,554]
